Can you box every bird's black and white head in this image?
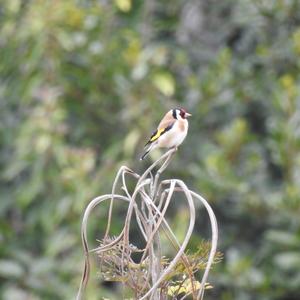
[172,108,192,120]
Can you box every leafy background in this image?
[1,0,300,299]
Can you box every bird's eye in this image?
[180,110,185,118]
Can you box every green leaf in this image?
[0,260,24,279]
[274,252,300,271]
[152,72,175,96]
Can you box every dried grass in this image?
[76,148,219,300]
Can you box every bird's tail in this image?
[140,143,155,160]
[140,150,150,160]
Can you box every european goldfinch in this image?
[140,108,191,160]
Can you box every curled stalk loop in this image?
[77,149,219,300]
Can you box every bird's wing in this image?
[145,121,175,146]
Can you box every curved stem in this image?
[139,180,196,300]
[76,194,130,300]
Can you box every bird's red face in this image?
[179,108,192,119]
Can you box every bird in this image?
[140,108,191,160]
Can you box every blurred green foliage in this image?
[1,0,300,299]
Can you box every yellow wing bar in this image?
[148,123,174,144]
[150,128,165,142]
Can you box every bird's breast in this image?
[178,119,188,132]
[157,120,188,148]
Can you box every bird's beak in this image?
[185,112,192,118]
